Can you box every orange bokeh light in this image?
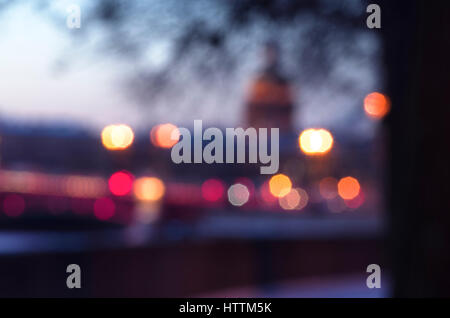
[269,174,292,198]
[364,92,391,119]
[299,128,333,155]
[101,124,134,150]
[337,176,361,200]
[279,188,309,211]
[151,123,180,148]
[133,177,165,202]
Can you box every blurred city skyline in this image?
[1,0,382,140]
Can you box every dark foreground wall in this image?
[0,238,381,297]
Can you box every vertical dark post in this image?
[383,0,450,296]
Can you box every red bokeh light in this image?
[3,194,25,217]
[201,179,225,202]
[344,191,365,209]
[260,181,277,205]
[93,197,115,220]
[108,171,134,196]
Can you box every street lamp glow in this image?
[299,128,333,155]
[133,177,166,202]
[101,124,134,150]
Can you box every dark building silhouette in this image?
[245,42,294,132]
